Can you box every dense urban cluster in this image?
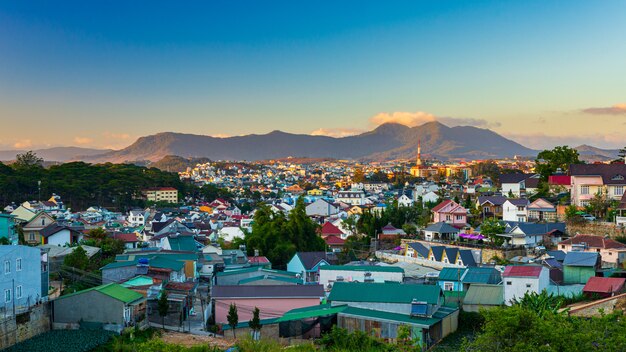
[1,146,626,351]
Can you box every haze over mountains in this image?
[0,122,619,164]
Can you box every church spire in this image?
[416,139,422,167]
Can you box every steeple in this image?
[416,139,422,167]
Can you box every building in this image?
[502,199,530,222]
[423,222,460,242]
[211,285,324,324]
[287,252,329,283]
[0,246,48,314]
[22,212,56,245]
[527,198,557,222]
[318,265,404,290]
[410,141,439,178]
[462,284,504,312]
[438,267,501,292]
[500,173,534,197]
[329,282,458,349]
[52,283,146,331]
[143,187,179,203]
[583,277,626,298]
[431,200,467,226]
[570,164,626,207]
[562,252,600,285]
[558,234,626,266]
[476,196,507,219]
[502,265,550,305]
[336,190,365,206]
[0,214,17,244]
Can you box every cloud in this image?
[310,128,365,138]
[582,103,626,115]
[102,132,132,140]
[369,111,499,128]
[13,139,32,149]
[210,134,231,138]
[73,136,93,145]
[503,132,625,150]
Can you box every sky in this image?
[1,1,625,151]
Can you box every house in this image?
[143,187,179,203]
[583,277,626,298]
[216,267,300,285]
[127,209,148,227]
[438,267,501,292]
[211,285,324,324]
[40,224,83,246]
[318,265,404,290]
[336,190,365,206]
[323,235,346,253]
[462,284,504,312]
[329,282,458,348]
[527,198,557,222]
[110,232,141,249]
[10,205,36,223]
[52,283,147,331]
[0,246,48,311]
[319,222,344,238]
[398,194,414,207]
[378,223,406,241]
[431,200,467,226]
[423,222,460,241]
[161,235,199,252]
[562,252,600,285]
[421,191,440,204]
[502,199,529,222]
[500,173,531,197]
[502,265,550,305]
[558,234,626,266]
[22,212,55,245]
[427,246,477,267]
[616,193,626,226]
[0,214,17,244]
[498,222,566,248]
[570,164,626,207]
[476,196,507,219]
[405,242,430,259]
[305,199,339,218]
[287,252,330,283]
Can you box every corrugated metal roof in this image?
[563,252,599,267]
[275,304,348,322]
[212,284,324,299]
[328,282,441,304]
[583,277,626,293]
[503,265,543,278]
[57,283,144,304]
[463,284,503,306]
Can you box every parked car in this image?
[581,214,596,221]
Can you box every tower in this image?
[416,140,422,167]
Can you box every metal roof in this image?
[563,252,600,267]
[463,284,503,306]
[328,282,442,305]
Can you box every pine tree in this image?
[157,290,169,329]
[249,307,261,340]
[227,303,239,338]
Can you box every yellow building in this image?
[307,189,323,196]
[144,187,179,203]
[410,141,439,178]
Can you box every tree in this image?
[619,146,626,160]
[157,290,169,329]
[480,218,505,246]
[13,151,43,169]
[227,303,239,338]
[63,246,89,271]
[535,146,581,181]
[512,290,565,318]
[587,191,610,220]
[352,168,365,183]
[248,307,261,340]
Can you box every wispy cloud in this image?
[582,103,626,115]
[13,139,32,149]
[310,128,365,138]
[369,111,499,128]
[102,132,132,140]
[73,136,93,145]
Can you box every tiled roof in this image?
[559,234,626,250]
[320,222,344,236]
[570,164,626,185]
[431,200,453,213]
[323,235,345,245]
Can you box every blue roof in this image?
[430,246,445,261]
[462,267,501,284]
[458,250,477,267]
[563,252,599,267]
[407,242,429,258]
[424,222,460,234]
[546,250,566,262]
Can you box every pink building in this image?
[212,285,324,324]
[431,200,468,226]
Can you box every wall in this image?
[53,290,124,325]
[318,269,403,288]
[568,293,626,317]
[563,266,595,285]
[223,323,279,339]
[0,304,50,350]
[503,269,549,306]
[566,222,626,239]
[213,298,320,324]
[102,266,137,284]
[0,246,43,311]
[376,251,463,270]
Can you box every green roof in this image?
[57,283,144,304]
[238,275,302,285]
[217,266,298,277]
[328,282,442,305]
[320,265,404,273]
[101,260,138,270]
[462,284,503,306]
[121,275,154,288]
[438,268,465,281]
[275,304,348,322]
[339,307,435,328]
[167,236,198,252]
[149,256,185,271]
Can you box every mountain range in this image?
[77,122,536,163]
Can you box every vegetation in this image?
[243,197,325,268]
[5,329,116,352]
[249,307,262,340]
[535,146,581,181]
[0,153,186,211]
[158,290,170,329]
[478,218,505,246]
[63,246,89,271]
[356,201,430,238]
[512,290,565,318]
[227,303,239,339]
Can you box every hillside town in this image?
[1,145,626,351]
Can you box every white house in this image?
[421,191,440,204]
[318,265,404,291]
[398,194,414,207]
[336,190,365,206]
[502,265,550,305]
[306,199,339,217]
[127,210,147,227]
[502,199,530,222]
[41,224,83,246]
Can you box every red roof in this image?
[431,200,453,213]
[110,233,140,242]
[583,277,626,293]
[559,234,626,250]
[503,265,543,278]
[323,235,346,245]
[548,175,571,186]
[249,256,270,264]
[320,222,344,236]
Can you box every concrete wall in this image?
[568,293,626,318]
[223,323,279,339]
[102,266,137,284]
[566,222,626,239]
[0,304,50,350]
[503,268,549,306]
[53,290,124,325]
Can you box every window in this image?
[446,215,451,221]
[16,259,21,271]
[526,283,532,288]
[581,186,589,195]
[561,245,565,249]
[15,286,22,299]
[41,218,45,226]
[29,233,35,241]
[506,281,512,285]
[597,249,601,252]
[517,206,525,211]
[4,289,10,303]
[444,282,454,291]
[615,186,624,196]
[456,215,463,220]
[4,261,9,274]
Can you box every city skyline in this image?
[1,1,625,150]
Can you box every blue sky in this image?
[1,1,625,150]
